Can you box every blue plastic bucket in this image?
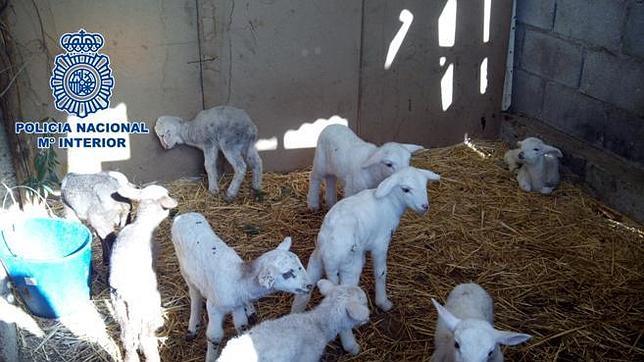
[0,217,92,318]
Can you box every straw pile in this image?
[18,139,644,361]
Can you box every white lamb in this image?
[503,137,563,194]
[292,166,441,354]
[431,283,531,362]
[171,212,313,361]
[218,280,370,362]
[109,184,178,362]
[155,106,263,200]
[307,124,424,211]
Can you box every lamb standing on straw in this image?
[504,137,563,194]
[109,185,178,362]
[154,106,263,200]
[431,283,531,362]
[171,212,313,361]
[218,280,370,362]
[307,124,424,211]
[292,166,441,355]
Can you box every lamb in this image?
[307,124,424,211]
[292,166,441,354]
[503,137,563,194]
[171,212,313,361]
[109,184,178,362]
[218,280,370,362]
[155,106,263,200]
[431,283,531,362]
[61,171,135,265]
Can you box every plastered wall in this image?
[2,0,512,183]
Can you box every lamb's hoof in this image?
[376,299,393,312]
[540,187,554,194]
[185,331,197,342]
[307,203,320,212]
[208,186,220,194]
[343,343,360,356]
[252,189,265,202]
[224,192,237,202]
[247,313,258,326]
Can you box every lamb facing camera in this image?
[503,137,562,194]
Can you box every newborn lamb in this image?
[432,283,531,362]
[307,124,423,211]
[155,106,263,200]
[503,137,562,194]
[218,280,370,362]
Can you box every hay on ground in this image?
[17,139,644,361]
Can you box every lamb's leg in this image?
[338,260,364,355]
[245,144,263,195]
[139,333,160,362]
[221,145,248,201]
[324,175,337,208]
[186,283,203,341]
[111,294,140,362]
[307,170,323,211]
[231,307,249,333]
[291,249,324,313]
[372,247,393,311]
[204,146,220,194]
[205,302,225,362]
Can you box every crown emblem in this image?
[50,29,114,118]
[60,29,104,53]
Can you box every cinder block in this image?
[624,3,644,59]
[604,107,644,164]
[520,30,582,87]
[511,69,544,118]
[542,82,608,147]
[554,0,626,53]
[516,0,555,29]
[580,50,644,116]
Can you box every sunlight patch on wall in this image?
[66,103,130,173]
[283,115,348,150]
[255,137,278,151]
[384,9,414,70]
[441,63,454,111]
[440,56,446,66]
[438,0,457,47]
[480,57,488,94]
[483,0,491,43]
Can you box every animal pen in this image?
[0,1,643,361]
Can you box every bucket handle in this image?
[2,184,57,218]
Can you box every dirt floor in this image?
[16,139,644,361]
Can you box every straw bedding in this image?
[17,139,644,361]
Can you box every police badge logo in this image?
[50,29,115,118]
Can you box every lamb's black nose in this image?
[306,284,313,290]
[518,152,525,160]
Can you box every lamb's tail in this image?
[291,248,323,313]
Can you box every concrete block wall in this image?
[512,0,644,165]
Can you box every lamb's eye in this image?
[282,269,295,279]
[385,162,393,168]
[454,341,460,349]
[488,350,493,357]
[533,148,539,151]
[401,187,410,193]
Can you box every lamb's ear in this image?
[516,140,523,147]
[258,267,276,289]
[276,237,292,251]
[346,301,370,322]
[431,298,460,332]
[401,143,424,154]
[160,196,178,209]
[419,169,441,182]
[362,149,384,168]
[317,279,335,296]
[494,330,532,346]
[374,174,399,198]
[117,186,142,200]
[542,145,563,158]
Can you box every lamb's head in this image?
[317,279,370,328]
[516,137,562,165]
[374,166,440,214]
[256,237,312,294]
[154,116,184,149]
[117,184,178,222]
[432,299,531,362]
[362,142,424,178]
